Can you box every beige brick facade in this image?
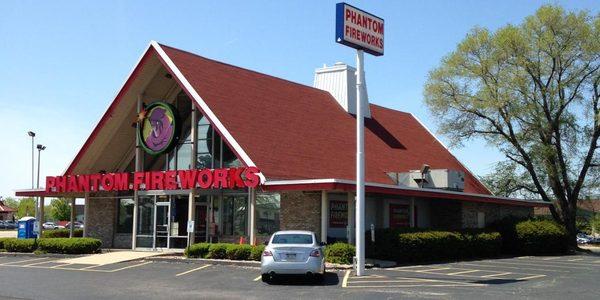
[86,198,116,248]
[280,191,322,239]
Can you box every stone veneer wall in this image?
[86,198,117,248]
[462,202,533,228]
[279,191,322,239]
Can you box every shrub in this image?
[0,237,15,250]
[206,243,228,259]
[37,238,102,254]
[250,245,265,261]
[185,243,210,258]
[325,242,355,264]
[365,228,503,263]
[4,239,37,253]
[42,229,83,238]
[488,216,527,254]
[226,244,252,260]
[515,220,568,255]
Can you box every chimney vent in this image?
[313,63,370,117]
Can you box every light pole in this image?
[36,144,46,189]
[27,131,35,189]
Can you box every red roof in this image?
[0,201,16,213]
[160,45,491,194]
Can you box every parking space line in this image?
[50,263,73,269]
[80,264,101,270]
[542,257,562,260]
[447,270,480,275]
[1,257,48,265]
[516,274,547,280]
[346,283,486,288]
[253,275,262,281]
[107,261,152,273]
[419,267,451,272]
[22,259,55,266]
[460,262,569,273]
[481,272,511,278]
[567,258,584,262]
[342,270,351,288]
[480,260,591,270]
[175,264,210,277]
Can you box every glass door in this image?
[194,203,207,243]
[155,202,170,249]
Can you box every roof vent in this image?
[313,63,371,118]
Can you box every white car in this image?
[260,230,325,283]
[42,222,58,230]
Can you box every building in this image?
[0,200,16,221]
[16,42,548,250]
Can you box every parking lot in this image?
[0,254,599,299]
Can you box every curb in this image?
[0,252,83,259]
[145,255,355,270]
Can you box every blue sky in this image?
[1,0,598,198]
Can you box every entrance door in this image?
[194,203,208,242]
[155,203,169,249]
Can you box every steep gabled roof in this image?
[60,41,490,195]
[160,44,491,194]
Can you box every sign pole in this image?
[355,49,365,276]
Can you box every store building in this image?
[16,41,548,250]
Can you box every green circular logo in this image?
[137,102,179,155]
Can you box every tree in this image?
[424,5,600,247]
[50,198,71,221]
[16,198,36,219]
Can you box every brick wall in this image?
[86,198,116,248]
[462,202,533,228]
[280,191,321,238]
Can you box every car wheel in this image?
[261,274,271,283]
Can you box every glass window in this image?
[222,195,247,236]
[272,234,313,244]
[117,198,134,233]
[256,194,280,235]
[176,143,192,170]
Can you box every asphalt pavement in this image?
[0,253,599,299]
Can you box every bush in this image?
[250,245,265,261]
[185,243,210,258]
[42,229,83,238]
[325,242,355,264]
[226,244,252,260]
[515,220,568,255]
[206,243,228,259]
[365,228,503,263]
[0,237,15,250]
[37,238,102,254]
[488,216,527,254]
[4,239,37,253]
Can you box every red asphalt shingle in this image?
[161,45,491,195]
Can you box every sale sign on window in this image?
[329,201,348,228]
[389,204,410,228]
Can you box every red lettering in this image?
[197,169,213,189]
[228,168,245,189]
[164,171,177,190]
[101,174,114,191]
[90,174,101,191]
[144,172,151,190]
[212,169,228,188]
[133,172,144,190]
[243,167,261,188]
[150,171,164,190]
[114,173,129,190]
[55,176,66,193]
[77,175,90,192]
[45,176,55,192]
[178,170,197,189]
[345,8,351,21]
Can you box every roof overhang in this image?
[262,178,550,207]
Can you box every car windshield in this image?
[271,234,313,244]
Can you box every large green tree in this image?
[50,198,71,221]
[16,197,36,219]
[424,5,600,247]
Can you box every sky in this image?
[0,0,598,198]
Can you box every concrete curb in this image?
[0,252,83,259]
[145,255,355,270]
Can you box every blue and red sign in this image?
[336,3,384,56]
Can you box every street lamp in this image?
[27,131,35,189]
[36,144,46,189]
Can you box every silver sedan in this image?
[260,230,326,282]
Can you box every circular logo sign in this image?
[137,102,179,155]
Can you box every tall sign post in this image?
[336,2,384,276]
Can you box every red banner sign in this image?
[45,167,260,193]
